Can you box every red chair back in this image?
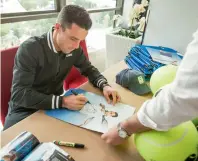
[1,46,18,125]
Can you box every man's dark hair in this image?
[57,5,92,30]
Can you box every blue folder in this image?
[45,88,89,125]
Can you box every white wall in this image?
[143,0,198,55]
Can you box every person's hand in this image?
[62,94,87,110]
[103,86,121,105]
[102,114,151,145]
[101,125,125,145]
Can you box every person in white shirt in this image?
[101,28,198,145]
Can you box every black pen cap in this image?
[74,143,85,148]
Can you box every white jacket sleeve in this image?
[137,28,198,131]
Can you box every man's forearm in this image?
[120,113,151,135]
[11,86,62,110]
[91,74,109,90]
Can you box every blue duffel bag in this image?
[125,45,183,80]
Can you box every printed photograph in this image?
[46,90,136,133]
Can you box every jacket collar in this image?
[47,27,58,53]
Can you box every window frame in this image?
[1,0,124,24]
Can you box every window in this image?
[1,0,124,51]
[0,12,114,51]
[1,18,56,49]
[67,0,116,9]
[86,11,115,52]
[1,0,56,13]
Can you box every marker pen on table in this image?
[53,140,85,148]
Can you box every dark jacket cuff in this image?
[51,95,63,109]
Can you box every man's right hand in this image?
[62,94,87,110]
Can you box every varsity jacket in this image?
[8,28,108,116]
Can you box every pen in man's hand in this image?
[70,90,92,105]
[70,89,79,96]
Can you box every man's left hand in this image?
[101,126,125,145]
[103,86,121,105]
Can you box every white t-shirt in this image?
[137,28,198,131]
